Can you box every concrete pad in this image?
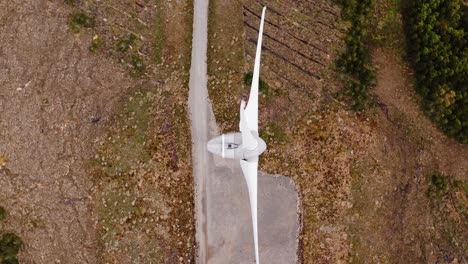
[205,158,300,264]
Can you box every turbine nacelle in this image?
[207,132,267,161]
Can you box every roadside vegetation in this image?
[65,0,195,262]
[207,0,245,132]
[336,0,375,111]
[404,0,467,143]
[93,88,194,263]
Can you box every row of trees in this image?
[404,0,467,143]
[336,0,375,111]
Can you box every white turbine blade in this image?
[240,100,258,150]
[240,159,259,264]
[244,6,266,132]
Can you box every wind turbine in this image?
[207,6,267,264]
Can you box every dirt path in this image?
[188,0,213,262]
[0,1,132,262]
[372,49,468,179]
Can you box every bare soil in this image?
[0,1,131,262]
[0,0,195,263]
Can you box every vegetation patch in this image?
[69,11,95,32]
[244,72,270,95]
[336,0,376,111]
[95,179,143,255]
[114,34,147,78]
[261,123,289,144]
[0,233,22,264]
[116,34,139,53]
[95,91,152,178]
[89,35,104,53]
[0,207,5,222]
[129,55,145,78]
[428,172,467,202]
[403,0,467,143]
[369,0,406,50]
[64,0,80,5]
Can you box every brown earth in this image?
[0,0,195,263]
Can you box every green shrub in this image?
[116,34,138,53]
[427,172,468,199]
[428,173,450,198]
[129,55,145,77]
[89,35,104,53]
[70,11,95,32]
[0,233,22,264]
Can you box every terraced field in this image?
[243,1,342,94]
